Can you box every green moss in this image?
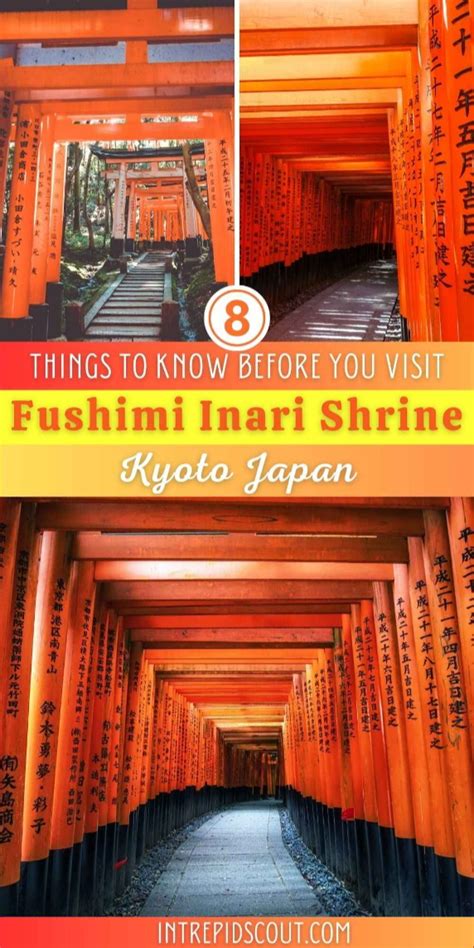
[184,258,216,340]
[61,232,118,306]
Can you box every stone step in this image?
[92,316,162,326]
[85,251,169,339]
[86,328,161,339]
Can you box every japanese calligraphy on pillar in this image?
[446,0,474,323]
[22,533,73,863]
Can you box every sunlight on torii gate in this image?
[240,0,474,341]
[0,0,234,340]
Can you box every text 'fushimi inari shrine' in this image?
[0,0,234,340]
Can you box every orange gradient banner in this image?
[0,916,472,948]
[0,444,472,497]
[0,343,471,390]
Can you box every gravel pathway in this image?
[106,809,221,916]
[107,802,368,917]
[279,808,368,916]
[140,801,321,917]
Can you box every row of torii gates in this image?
[92,144,209,256]
[0,498,472,918]
[0,0,234,340]
[240,0,474,340]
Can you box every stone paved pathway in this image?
[267,260,399,341]
[141,801,322,917]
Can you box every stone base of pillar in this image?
[0,316,33,340]
[65,302,85,341]
[110,237,125,258]
[46,281,64,338]
[161,300,180,341]
[125,238,135,253]
[0,881,19,915]
[29,303,49,341]
[185,236,201,257]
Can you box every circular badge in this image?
[204,285,270,351]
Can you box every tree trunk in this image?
[73,143,82,234]
[182,142,212,240]
[83,147,95,252]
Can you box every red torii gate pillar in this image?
[0,103,41,340]
[204,112,234,284]
[45,142,67,339]
[111,162,127,259]
[126,181,137,252]
[0,91,14,245]
[29,114,55,341]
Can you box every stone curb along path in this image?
[140,801,323,917]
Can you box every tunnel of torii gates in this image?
[240,0,474,341]
[0,498,473,918]
[90,144,209,253]
[0,0,234,341]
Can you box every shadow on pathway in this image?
[140,800,322,917]
[267,260,399,342]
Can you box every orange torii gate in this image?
[0,497,472,918]
[90,144,209,253]
[240,0,474,339]
[0,0,234,340]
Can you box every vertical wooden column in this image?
[391,564,439,913]
[30,116,55,315]
[45,142,67,338]
[147,674,161,846]
[21,531,73,915]
[127,647,147,880]
[303,663,321,805]
[95,611,120,911]
[116,642,143,896]
[137,663,154,861]
[0,501,21,672]
[0,92,14,244]
[422,509,474,890]
[111,162,127,257]
[418,0,459,339]
[73,602,99,916]
[80,603,107,912]
[0,504,40,914]
[407,536,459,912]
[184,170,198,238]
[126,181,137,247]
[370,590,420,915]
[349,603,388,914]
[445,0,474,340]
[312,655,330,863]
[339,617,366,900]
[333,628,358,889]
[0,103,41,337]
[446,497,474,751]
[48,561,96,915]
[45,143,67,287]
[28,114,53,333]
[204,112,234,284]
[107,621,127,833]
